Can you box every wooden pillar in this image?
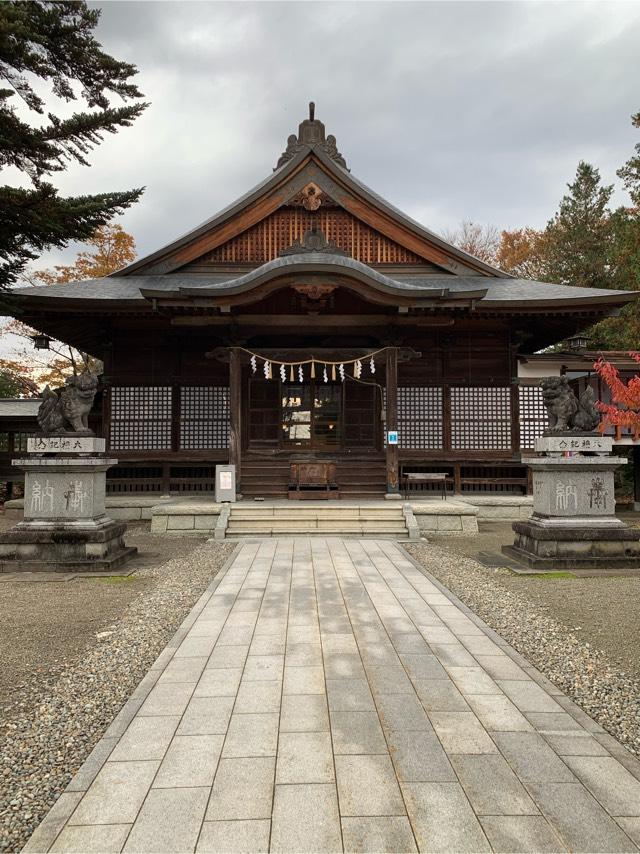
[229,347,242,492]
[385,347,399,494]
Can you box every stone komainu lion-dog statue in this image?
[37,369,99,435]
[540,376,600,433]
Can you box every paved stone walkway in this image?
[26,538,640,853]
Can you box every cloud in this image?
[9,0,640,264]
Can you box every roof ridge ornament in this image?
[276,102,348,171]
[279,227,349,257]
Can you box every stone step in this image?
[229,508,404,519]
[226,521,408,534]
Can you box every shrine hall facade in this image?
[7,106,636,499]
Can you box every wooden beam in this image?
[385,347,399,494]
[229,347,242,492]
[171,315,456,328]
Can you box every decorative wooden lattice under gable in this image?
[185,207,432,268]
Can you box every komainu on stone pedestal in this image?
[0,366,136,572]
[37,367,99,435]
[540,376,600,434]
[503,434,640,570]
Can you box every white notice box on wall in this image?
[215,465,236,502]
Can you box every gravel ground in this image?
[0,530,235,854]
[430,520,640,680]
[406,538,640,760]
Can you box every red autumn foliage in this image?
[593,354,640,436]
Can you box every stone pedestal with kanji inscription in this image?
[0,439,136,572]
[503,434,640,570]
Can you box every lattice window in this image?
[398,387,443,449]
[110,386,172,450]
[518,385,548,449]
[193,208,426,266]
[180,386,229,449]
[451,387,511,450]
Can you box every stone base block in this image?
[503,517,640,570]
[0,519,137,573]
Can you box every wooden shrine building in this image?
[6,105,636,499]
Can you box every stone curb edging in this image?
[395,541,640,782]
[21,542,241,854]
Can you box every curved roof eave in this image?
[139,254,489,301]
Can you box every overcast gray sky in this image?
[18,0,640,265]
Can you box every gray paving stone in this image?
[64,737,118,793]
[154,734,224,788]
[280,693,329,732]
[222,713,279,758]
[479,816,566,853]
[206,757,275,820]
[446,666,502,696]
[386,633,431,655]
[527,782,638,852]
[401,781,491,852]
[374,692,433,731]
[320,633,358,654]
[331,710,388,754]
[159,655,208,683]
[69,761,159,825]
[400,653,449,681]
[206,645,249,669]
[415,678,470,712]
[427,641,477,668]
[123,786,209,852]
[51,824,132,853]
[563,755,640,816]
[243,654,284,681]
[429,711,498,755]
[197,819,270,853]
[387,729,456,782]
[285,641,323,667]
[474,655,530,681]
[616,818,640,848]
[194,667,243,698]
[498,680,563,713]
[525,711,584,732]
[324,652,366,680]
[335,754,405,816]
[283,664,325,695]
[492,732,576,783]
[341,816,418,853]
[271,783,342,853]
[178,696,235,736]
[138,681,195,716]
[249,635,286,656]
[451,754,539,815]
[365,664,414,695]
[541,732,608,756]
[234,679,282,714]
[465,694,534,732]
[327,678,376,712]
[109,715,180,762]
[174,635,218,658]
[276,731,335,783]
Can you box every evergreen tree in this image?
[543,161,614,291]
[618,111,640,207]
[0,1,147,287]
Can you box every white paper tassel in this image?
[338,363,345,382]
[250,354,257,374]
[280,363,286,382]
[298,365,304,382]
[370,357,375,374]
[323,365,328,383]
[355,359,362,378]
[263,360,270,379]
